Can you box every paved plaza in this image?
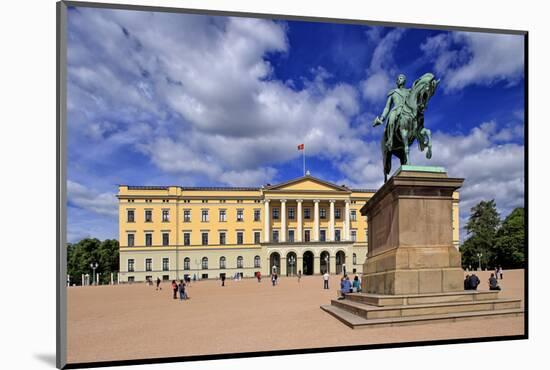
[67,269,525,364]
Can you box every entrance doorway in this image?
[336,250,346,274]
[286,252,297,276]
[303,251,314,275]
[270,252,280,275]
[320,251,330,274]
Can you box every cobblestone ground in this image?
[67,269,525,363]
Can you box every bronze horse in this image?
[380,73,439,182]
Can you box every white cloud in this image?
[67,180,118,216]
[421,31,524,92]
[68,10,363,186]
[360,29,405,103]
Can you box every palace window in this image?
[288,207,295,220]
[127,210,135,222]
[219,209,226,222]
[145,258,152,272]
[351,230,357,242]
[202,232,209,246]
[353,253,357,265]
[254,209,261,221]
[304,230,311,242]
[202,200,208,203]
[127,233,135,247]
[145,233,152,247]
[335,229,341,241]
[220,256,226,269]
[145,210,152,222]
[320,208,326,219]
[272,230,279,243]
[162,209,170,222]
[201,210,209,222]
[184,257,190,270]
[237,256,243,268]
[183,209,191,222]
[288,230,295,242]
[127,276,135,282]
[237,209,244,222]
[183,232,191,246]
[304,208,311,219]
[335,208,341,219]
[128,259,135,272]
[351,210,357,221]
[237,231,244,245]
[162,233,169,246]
[254,231,261,244]
[162,258,169,271]
[202,257,208,270]
[254,255,261,268]
[219,232,226,245]
[320,230,326,242]
[272,207,279,220]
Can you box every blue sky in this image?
[66,7,525,243]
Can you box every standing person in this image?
[171,280,178,299]
[256,271,261,283]
[499,266,504,280]
[178,280,187,300]
[323,271,330,289]
[221,274,226,287]
[156,277,161,291]
[274,273,278,285]
[464,274,471,290]
[271,273,276,287]
[297,270,302,283]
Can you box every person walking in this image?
[297,270,302,283]
[494,266,499,280]
[221,274,226,287]
[171,280,178,299]
[323,271,330,289]
[271,273,276,287]
[498,266,503,280]
[156,277,161,291]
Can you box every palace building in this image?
[117,174,460,282]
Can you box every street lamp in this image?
[288,255,296,276]
[476,253,482,271]
[90,262,99,285]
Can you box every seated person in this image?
[464,274,471,290]
[337,276,353,299]
[468,274,480,290]
[489,273,501,291]
[352,275,361,293]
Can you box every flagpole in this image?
[303,145,305,176]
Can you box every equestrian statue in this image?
[373,73,440,182]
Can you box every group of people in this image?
[464,271,502,291]
[336,274,361,300]
[171,279,190,300]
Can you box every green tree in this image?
[493,207,525,269]
[460,200,500,270]
[67,238,119,285]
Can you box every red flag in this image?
[297,143,304,150]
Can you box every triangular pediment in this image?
[265,175,350,192]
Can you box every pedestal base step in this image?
[346,290,501,307]
[320,304,524,329]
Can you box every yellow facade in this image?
[117,175,460,282]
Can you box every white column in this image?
[297,200,303,242]
[329,200,335,241]
[264,199,271,242]
[313,200,320,241]
[344,200,351,241]
[280,199,287,242]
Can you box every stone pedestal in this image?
[360,166,464,295]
